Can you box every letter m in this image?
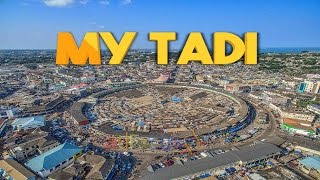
[56,32,101,65]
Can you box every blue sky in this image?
[0,0,319,49]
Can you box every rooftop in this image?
[25,142,82,172]
[142,143,282,180]
[12,116,45,128]
[299,156,320,170]
[81,154,115,179]
[0,159,36,180]
[308,104,320,110]
[282,118,315,132]
[24,96,66,113]
[70,102,88,123]
[233,143,282,162]
[0,119,6,127]
[11,135,59,153]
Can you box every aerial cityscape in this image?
[0,49,320,180]
[1,0,320,180]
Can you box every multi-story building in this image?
[11,116,45,132]
[248,91,266,100]
[48,153,115,180]
[307,104,320,115]
[280,109,315,122]
[25,142,82,178]
[0,159,36,180]
[70,102,90,128]
[297,81,320,94]
[10,135,60,161]
[297,82,307,93]
[298,156,320,179]
[224,83,251,93]
[0,109,14,120]
[218,78,234,87]
[305,81,315,93]
[249,91,289,106]
[313,81,320,94]
[23,96,67,115]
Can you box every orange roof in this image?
[283,118,312,126]
[283,118,314,131]
[71,83,88,89]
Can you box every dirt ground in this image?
[130,152,163,180]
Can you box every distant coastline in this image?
[259,47,320,53]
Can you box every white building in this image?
[281,110,315,122]
[0,109,14,120]
[11,116,45,131]
[307,104,320,115]
[304,81,315,93]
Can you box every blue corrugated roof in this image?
[138,120,144,126]
[12,116,45,128]
[25,143,81,172]
[299,156,320,170]
[172,96,183,102]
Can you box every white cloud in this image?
[100,0,110,5]
[79,0,89,5]
[121,0,131,5]
[42,0,130,7]
[98,25,105,29]
[43,0,74,7]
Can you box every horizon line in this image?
[1,47,320,50]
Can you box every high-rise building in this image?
[305,81,315,93]
[297,82,307,93]
[297,81,319,94]
[312,81,320,94]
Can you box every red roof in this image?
[0,119,6,126]
[79,120,89,126]
[71,83,88,89]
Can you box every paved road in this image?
[257,104,277,139]
[249,101,320,151]
[280,134,320,151]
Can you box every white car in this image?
[159,163,166,168]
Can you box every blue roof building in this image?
[25,142,82,178]
[138,120,145,127]
[12,116,45,131]
[297,82,307,93]
[172,96,183,103]
[299,156,320,171]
